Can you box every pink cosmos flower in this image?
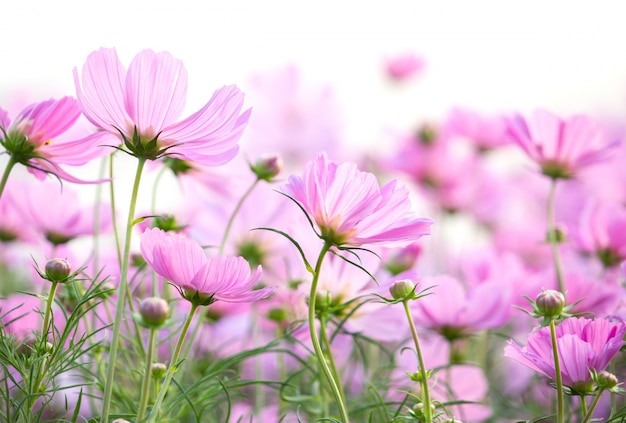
[0,97,110,183]
[506,109,619,179]
[384,52,425,81]
[140,228,275,306]
[73,48,250,165]
[504,317,626,393]
[281,152,433,247]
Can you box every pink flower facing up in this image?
[140,228,275,306]
[504,317,626,394]
[74,48,251,165]
[281,152,433,248]
[0,97,110,183]
[506,109,619,179]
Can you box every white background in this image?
[2,0,626,150]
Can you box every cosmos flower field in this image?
[1,47,626,423]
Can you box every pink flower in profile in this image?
[140,228,275,306]
[74,48,250,165]
[384,52,425,81]
[282,152,433,248]
[504,317,626,394]
[506,109,619,179]
[0,97,110,183]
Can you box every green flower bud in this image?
[250,154,283,181]
[151,362,167,379]
[389,279,416,300]
[535,289,565,318]
[597,370,619,389]
[138,297,170,328]
[44,258,72,282]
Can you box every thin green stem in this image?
[547,178,565,293]
[581,389,605,423]
[550,319,565,423]
[219,177,260,254]
[0,155,17,200]
[308,241,349,422]
[41,281,59,342]
[146,303,199,423]
[137,328,158,421]
[319,315,346,405]
[101,157,147,422]
[402,300,432,423]
[580,395,588,417]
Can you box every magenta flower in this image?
[506,109,619,179]
[0,97,110,183]
[74,48,250,165]
[384,52,425,81]
[281,152,433,247]
[140,228,275,306]
[504,317,626,394]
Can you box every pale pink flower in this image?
[74,48,250,165]
[384,52,425,81]
[506,109,619,179]
[0,97,110,183]
[140,228,275,305]
[505,316,626,393]
[282,152,433,247]
[446,107,511,151]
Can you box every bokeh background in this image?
[3,0,626,152]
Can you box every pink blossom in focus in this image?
[506,109,619,179]
[504,316,626,393]
[384,52,425,81]
[74,48,250,166]
[282,152,433,248]
[140,228,275,305]
[0,97,111,183]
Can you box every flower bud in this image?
[151,362,168,379]
[390,279,416,300]
[596,370,619,389]
[250,154,283,181]
[44,258,71,282]
[95,281,116,299]
[535,289,565,318]
[138,297,170,328]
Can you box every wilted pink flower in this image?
[506,109,618,179]
[0,97,110,183]
[74,48,250,165]
[140,228,275,306]
[282,152,433,247]
[384,52,425,81]
[504,316,626,393]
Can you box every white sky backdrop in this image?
[2,0,626,151]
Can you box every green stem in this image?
[0,155,17,200]
[101,157,147,422]
[308,241,349,422]
[402,300,432,423]
[547,178,565,293]
[581,389,605,423]
[550,319,565,423]
[146,303,199,423]
[136,328,158,421]
[319,315,346,405]
[580,395,588,417]
[219,177,260,254]
[41,281,59,342]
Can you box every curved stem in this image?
[547,178,565,293]
[146,303,199,423]
[219,177,260,254]
[101,157,147,422]
[308,241,349,422]
[0,155,17,200]
[581,389,605,423]
[550,319,565,423]
[136,328,158,421]
[402,300,432,423]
